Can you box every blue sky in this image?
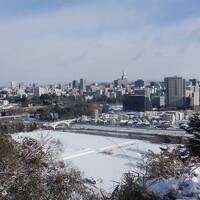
[1,0,200,84]
[1,0,200,24]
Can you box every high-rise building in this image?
[114,72,128,88]
[80,78,86,91]
[122,71,128,80]
[186,83,200,109]
[72,80,79,89]
[10,81,17,89]
[34,86,46,97]
[164,76,186,108]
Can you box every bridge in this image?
[43,118,78,130]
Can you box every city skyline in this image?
[2,75,200,88]
[1,0,200,84]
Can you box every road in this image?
[70,124,189,137]
[0,114,28,120]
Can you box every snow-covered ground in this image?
[14,130,163,191]
[148,167,200,200]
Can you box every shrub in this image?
[143,148,186,179]
[0,135,96,200]
[110,172,160,200]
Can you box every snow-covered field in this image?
[14,130,163,191]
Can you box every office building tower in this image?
[186,83,200,109]
[72,80,79,89]
[80,78,86,91]
[10,81,17,89]
[114,71,128,88]
[164,76,186,108]
[34,86,45,97]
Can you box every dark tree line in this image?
[32,95,97,121]
[0,120,38,134]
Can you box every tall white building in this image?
[10,81,17,89]
[122,71,128,80]
[34,86,46,97]
[186,84,200,108]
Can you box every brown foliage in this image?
[0,135,95,200]
[144,148,186,179]
[0,120,38,134]
[110,172,160,200]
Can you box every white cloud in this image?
[0,2,200,84]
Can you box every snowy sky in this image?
[1,0,200,84]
